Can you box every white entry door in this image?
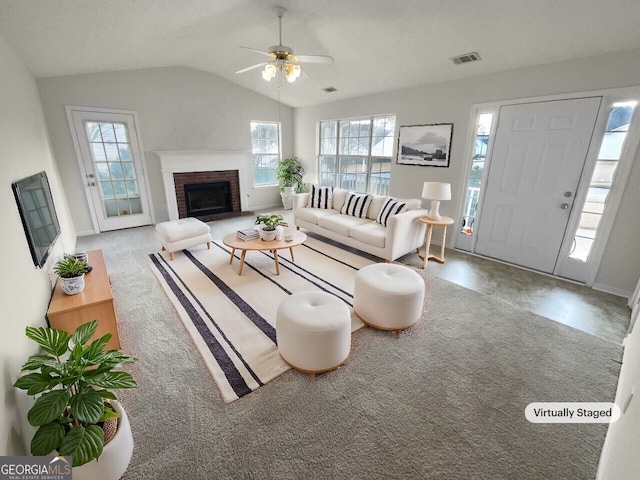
[68,107,153,232]
[474,97,601,273]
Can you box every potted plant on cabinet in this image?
[54,256,89,295]
[276,157,305,209]
[13,320,137,479]
[255,214,284,241]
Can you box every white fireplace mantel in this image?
[155,150,251,221]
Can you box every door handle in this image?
[89,182,96,186]
[560,203,569,209]
[564,191,573,198]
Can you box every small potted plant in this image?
[54,256,89,295]
[255,214,284,241]
[13,320,137,476]
[276,157,305,209]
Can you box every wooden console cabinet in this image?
[47,249,121,350]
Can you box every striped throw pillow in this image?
[306,185,332,209]
[340,192,373,218]
[376,198,407,226]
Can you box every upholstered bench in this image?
[276,291,351,380]
[354,263,425,337]
[156,218,211,260]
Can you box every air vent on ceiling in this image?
[322,86,338,93]
[451,52,481,65]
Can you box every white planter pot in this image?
[281,186,295,209]
[73,401,134,480]
[259,227,278,241]
[61,274,85,295]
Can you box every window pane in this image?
[251,121,280,186]
[119,144,131,161]
[462,113,493,234]
[569,102,636,262]
[86,122,102,142]
[318,115,395,194]
[100,123,116,142]
[597,132,627,160]
[91,143,106,161]
[113,123,128,143]
[606,105,633,131]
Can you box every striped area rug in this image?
[147,236,375,403]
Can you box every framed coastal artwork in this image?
[396,123,453,167]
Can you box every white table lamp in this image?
[422,182,451,220]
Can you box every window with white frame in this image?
[318,115,396,195]
[461,113,494,234]
[569,101,637,261]
[251,121,280,186]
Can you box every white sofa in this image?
[293,187,428,262]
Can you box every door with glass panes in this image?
[69,108,152,231]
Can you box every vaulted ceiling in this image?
[1,0,640,108]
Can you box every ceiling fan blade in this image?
[239,46,272,57]
[235,62,267,74]
[295,54,334,64]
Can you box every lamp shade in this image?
[421,182,451,201]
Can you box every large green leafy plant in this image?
[275,157,305,193]
[13,320,137,467]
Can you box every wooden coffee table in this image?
[222,230,307,276]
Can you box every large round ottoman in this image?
[354,263,425,337]
[276,291,351,380]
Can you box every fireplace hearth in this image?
[184,182,231,217]
[173,169,242,222]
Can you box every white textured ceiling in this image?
[1,0,640,108]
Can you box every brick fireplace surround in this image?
[173,170,241,222]
[156,150,252,222]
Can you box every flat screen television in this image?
[12,171,62,268]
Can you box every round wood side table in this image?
[417,215,454,268]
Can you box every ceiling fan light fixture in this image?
[285,63,301,83]
[262,64,277,81]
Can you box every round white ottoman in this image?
[354,263,425,337]
[276,291,351,380]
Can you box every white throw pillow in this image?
[340,192,373,219]
[306,185,332,209]
[376,198,407,226]
[332,188,348,211]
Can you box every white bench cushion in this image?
[156,218,210,243]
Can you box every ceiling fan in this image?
[235,6,333,83]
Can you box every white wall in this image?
[37,67,294,233]
[597,304,640,480]
[0,34,76,455]
[294,48,640,295]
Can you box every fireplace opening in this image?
[184,181,232,217]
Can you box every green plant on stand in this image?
[13,320,137,467]
[276,157,305,193]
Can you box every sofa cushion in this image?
[398,198,422,211]
[367,195,391,220]
[332,188,348,211]
[340,192,373,218]
[376,198,407,226]
[350,222,387,248]
[318,213,371,237]
[307,185,332,209]
[295,207,338,226]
